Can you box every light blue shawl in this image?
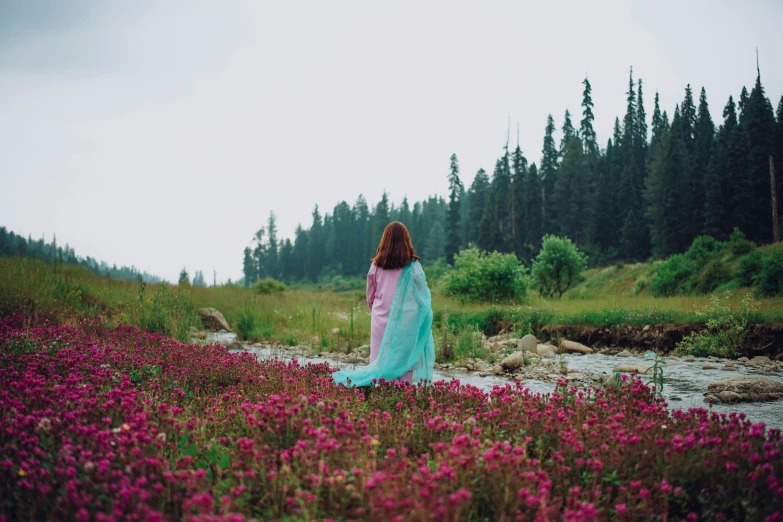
[332,261,435,387]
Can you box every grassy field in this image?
[3,256,783,359]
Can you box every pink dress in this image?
[366,263,413,383]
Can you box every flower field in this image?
[1,313,782,521]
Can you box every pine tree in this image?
[524,163,543,256]
[306,205,324,281]
[580,78,598,155]
[399,197,412,227]
[242,247,256,287]
[704,97,736,239]
[265,212,279,279]
[354,195,371,271]
[553,137,590,246]
[467,169,490,246]
[445,153,463,264]
[560,110,576,155]
[744,68,777,242]
[279,239,293,282]
[650,92,665,152]
[291,225,308,280]
[540,114,559,233]
[595,138,618,253]
[738,86,750,125]
[510,144,528,257]
[728,122,754,236]
[178,268,190,286]
[636,79,648,172]
[425,221,446,261]
[374,191,391,242]
[693,87,715,236]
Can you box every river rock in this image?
[561,340,593,354]
[616,350,633,357]
[751,356,772,364]
[683,355,696,362]
[702,364,718,370]
[197,308,231,332]
[226,340,244,351]
[537,344,557,358]
[716,391,744,402]
[491,365,503,375]
[706,376,783,402]
[616,364,651,374]
[500,352,527,370]
[519,334,538,353]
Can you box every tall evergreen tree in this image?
[242,247,256,287]
[467,169,490,246]
[374,191,391,242]
[540,114,559,233]
[510,144,528,257]
[560,110,576,155]
[650,91,665,152]
[636,79,648,172]
[279,239,293,282]
[524,163,543,254]
[265,212,279,278]
[425,221,446,261]
[580,78,598,155]
[728,121,754,236]
[693,87,715,236]
[704,97,736,239]
[744,68,778,242]
[553,137,590,246]
[306,206,324,281]
[445,153,463,264]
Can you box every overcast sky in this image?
[1,1,781,283]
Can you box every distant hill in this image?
[0,226,161,283]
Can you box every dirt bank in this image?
[539,323,783,358]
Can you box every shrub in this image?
[729,227,756,256]
[684,235,727,264]
[695,258,732,294]
[757,249,783,297]
[737,250,764,287]
[530,235,587,299]
[651,254,696,297]
[676,292,757,357]
[252,277,287,294]
[444,247,529,303]
[631,277,648,295]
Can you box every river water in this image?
[206,332,783,431]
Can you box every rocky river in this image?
[203,331,783,431]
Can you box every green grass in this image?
[3,256,783,358]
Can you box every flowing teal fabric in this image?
[332,261,435,387]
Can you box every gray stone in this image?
[704,394,720,404]
[683,355,696,362]
[500,352,527,370]
[717,391,744,402]
[519,334,538,353]
[706,376,783,402]
[751,356,772,364]
[537,344,557,358]
[197,308,231,332]
[491,365,504,376]
[616,350,633,357]
[702,365,718,370]
[561,340,593,354]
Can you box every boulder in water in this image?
[560,340,593,354]
[616,364,651,374]
[706,376,783,403]
[537,344,557,358]
[197,308,231,332]
[500,352,527,370]
[519,334,538,353]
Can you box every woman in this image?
[332,222,435,387]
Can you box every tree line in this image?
[0,226,161,283]
[243,66,783,286]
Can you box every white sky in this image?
[1,0,781,282]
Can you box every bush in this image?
[684,235,727,264]
[676,292,757,357]
[234,310,274,341]
[252,277,287,294]
[729,227,756,256]
[444,247,529,303]
[757,249,783,297]
[737,250,764,287]
[651,254,696,297]
[530,235,587,299]
[695,258,732,294]
[631,277,648,295]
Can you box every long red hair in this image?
[372,221,420,269]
